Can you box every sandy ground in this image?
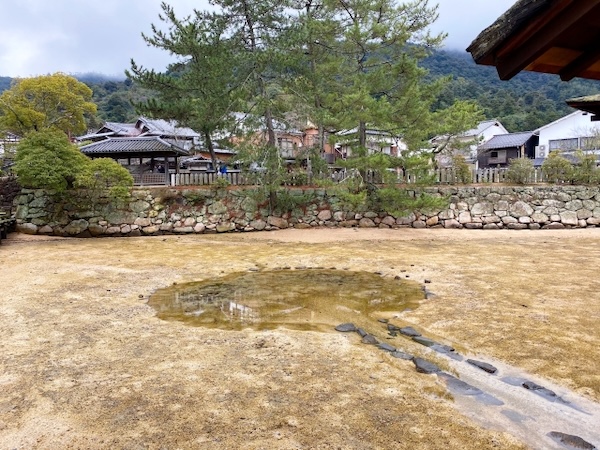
[1,228,599,449]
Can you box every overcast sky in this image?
[0,0,517,78]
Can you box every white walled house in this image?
[432,120,509,168]
[535,110,600,161]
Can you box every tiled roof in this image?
[478,132,533,150]
[465,120,503,137]
[137,117,201,138]
[80,137,189,156]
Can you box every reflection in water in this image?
[149,269,425,331]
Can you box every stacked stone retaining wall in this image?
[13,185,600,237]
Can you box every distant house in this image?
[534,110,600,163]
[0,132,20,157]
[433,120,509,168]
[78,117,201,152]
[332,128,405,163]
[477,132,538,169]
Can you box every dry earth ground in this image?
[1,228,599,449]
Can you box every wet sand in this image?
[1,228,599,449]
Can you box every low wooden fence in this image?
[171,171,246,186]
[168,167,547,187]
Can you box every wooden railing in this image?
[168,167,548,186]
[171,171,246,186]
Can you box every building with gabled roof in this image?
[477,131,538,168]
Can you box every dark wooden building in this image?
[477,132,538,168]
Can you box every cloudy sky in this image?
[0,0,517,78]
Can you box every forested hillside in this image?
[422,50,600,132]
[2,49,599,132]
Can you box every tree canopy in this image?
[130,0,481,160]
[0,73,96,137]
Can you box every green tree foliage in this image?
[14,130,88,192]
[0,73,96,136]
[14,130,133,202]
[74,158,134,204]
[505,158,534,184]
[128,3,241,169]
[571,151,599,185]
[542,152,573,184]
[425,50,600,132]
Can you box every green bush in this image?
[505,158,534,184]
[451,154,472,184]
[571,151,599,185]
[542,152,573,184]
[14,130,88,193]
[74,157,133,203]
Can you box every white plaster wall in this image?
[537,110,600,158]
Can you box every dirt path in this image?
[1,229,599,449]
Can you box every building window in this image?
[490,151,498,158]
[549,138,578,151]
[580,136,600,151]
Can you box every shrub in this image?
[505,158,534,184]
[74,157,133,204]
[375,186,448,217]
[451,154,472,184]
[14,130,88,193]
[542,152,573,184]
[571,151,599,185]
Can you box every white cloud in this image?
[0,0,517,77]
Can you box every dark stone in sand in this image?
[430,343,455,354]
[378,318,389,323]
[356,328,368,337]
[399,326,421,337]
[522,381,557,398]
[377,342,396,352]
[412,336,436,347]
[548,432,597,450]
[387,323,401,332]
[335,323,357,332]
[391,351,413,360]
[413,358,441,374]
[362,334,379,345]
[467,359,498,374]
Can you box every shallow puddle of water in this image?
[149,269,424,331]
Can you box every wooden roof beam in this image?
[495,0,600,80]
[560,45,600,81]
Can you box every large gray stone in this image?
[359,218,376,228]
[64,219,89,235]
[560,211,579,226]
[17,223,38,234]
[317,209,332,221]
[471,202,494,216]
[510,201,534,218]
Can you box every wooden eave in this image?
[467,0,600,81]
[566,94,600,117]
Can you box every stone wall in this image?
[13,185,600,236]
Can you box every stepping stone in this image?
[522,381,558,398]
[356,328,368,337]
[399,326,421,337]
[412,336,436,347]
[387,323,401,332]
[335,323,357,332]
[377,342,396,352]
[430,343,455,354]
[362,334,379,345]
[467,359,498,374]
[391,351,413,360]
[548,432,597,450]
[378,318,389,323]
[413,358,441,374]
